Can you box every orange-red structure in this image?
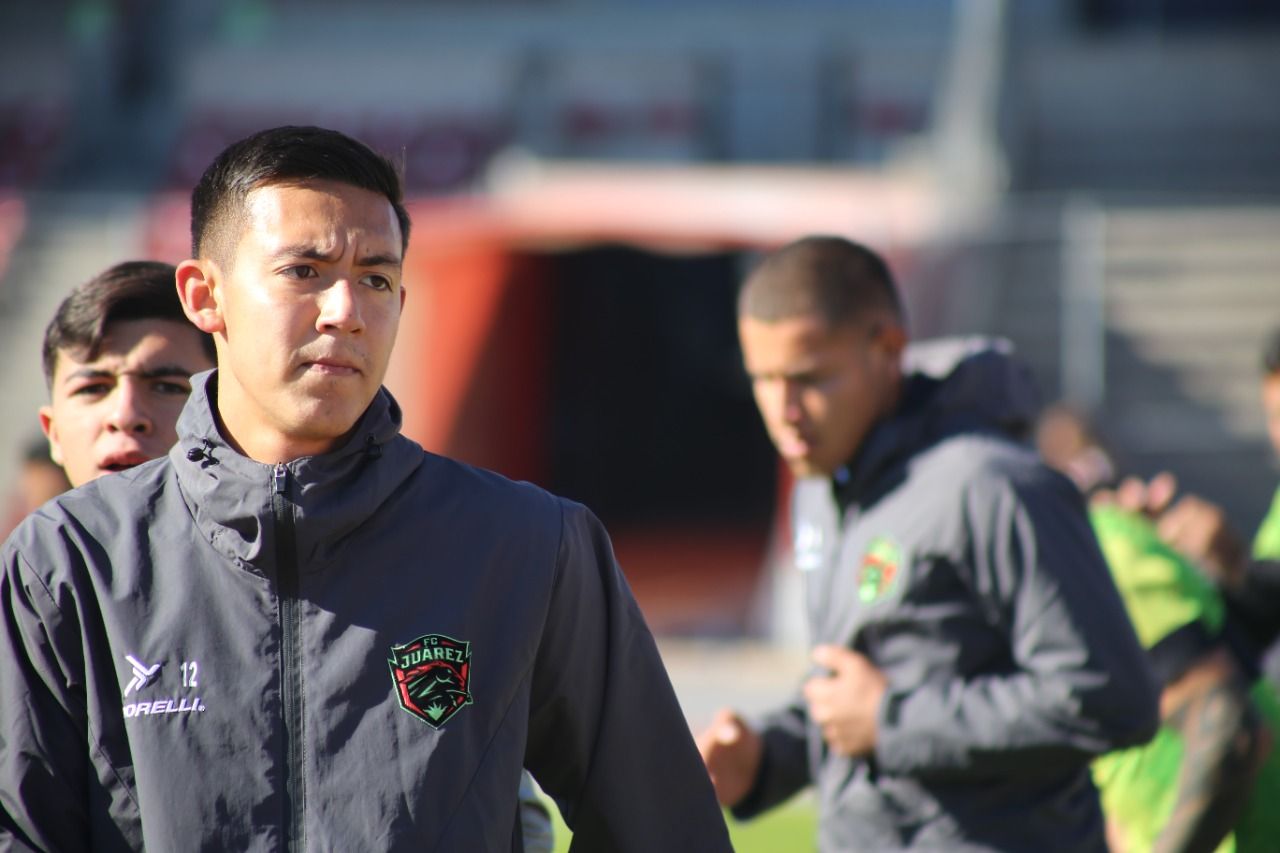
[147,163,943,635]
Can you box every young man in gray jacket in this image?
[698,236,1160,851]
[1,126,731,852]
[20,259,556,850]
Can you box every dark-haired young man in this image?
[697,236,1159,851]
[23,258,557,849]
[1,126,730,851]
[36,260,216,487]
[0,262,201,538]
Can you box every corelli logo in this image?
[793,521,824,572]
[120,653,205,719]
[123,655,161,696]
[388,634,473,728]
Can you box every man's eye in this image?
[281,265,317,280]
[153,381,192,396]
[775,374,817,390]
[70,382,111,397]
[360,274,392,291]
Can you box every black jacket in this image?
[1,372,731,852]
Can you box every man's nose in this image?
[104,381,152,435]
[781,381,804,423]
[317,278,364,333]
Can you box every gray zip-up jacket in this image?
[735,339,1159,851]
[0,372,731,852]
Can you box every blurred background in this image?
[3,0,1280,759]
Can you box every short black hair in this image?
[1264,329,1280,376]
[738,235,904,328]
[190,124,411,261]
[42,261,216,387]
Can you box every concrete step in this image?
[1106,207,1280,239]
[1106,304,1280,340]
[1104,401,1244,451]
[1103,384,1264,425]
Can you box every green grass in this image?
[547,796,817,852]
[725,800,818,852]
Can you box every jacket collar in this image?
[833,337,1039,508]
[170,369,422,573]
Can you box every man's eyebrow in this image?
[268,245,401,269]
[135,364,201,380]
[355,252,402,269]
[62,367,115,384]
[269,245,338,264]
[63,364,198,383]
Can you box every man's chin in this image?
[286,403,372,450]
[784,457,828,479]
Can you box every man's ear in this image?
[176,259,225,334]
[875,321,908,359]
[38,405,65,468]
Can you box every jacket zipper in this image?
[274,463,305,852]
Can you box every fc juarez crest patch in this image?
[857,536,903,603]
[388,634,473,728]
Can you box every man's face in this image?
[199,180,404,461]
[1263,372,1280,459]
[739,312,902,478]
[40,319,215,487]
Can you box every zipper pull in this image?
[273,463,288,495]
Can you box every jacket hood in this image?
[170,369,422,573]
[836,336,1040,503]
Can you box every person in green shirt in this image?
[1101,331,1280,673]
[1252,331,1280,560]
[1038,405,1280,853]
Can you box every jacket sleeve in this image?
[729,694,811,820]
[1222,559,1280,658]
[523,501,732,852]
[873,466,1161,780]
[0,542,91,852]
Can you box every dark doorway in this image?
[541,245,779,635]
[544,245,776,528]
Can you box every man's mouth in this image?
[304,358,361,376]
[98,451,151,473]
[776,434,812,460]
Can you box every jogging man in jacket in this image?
[1,126,731,852]
[697,235,1160,851]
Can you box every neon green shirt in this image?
[1089,505,1280,853]
[1253,485,1280,560]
